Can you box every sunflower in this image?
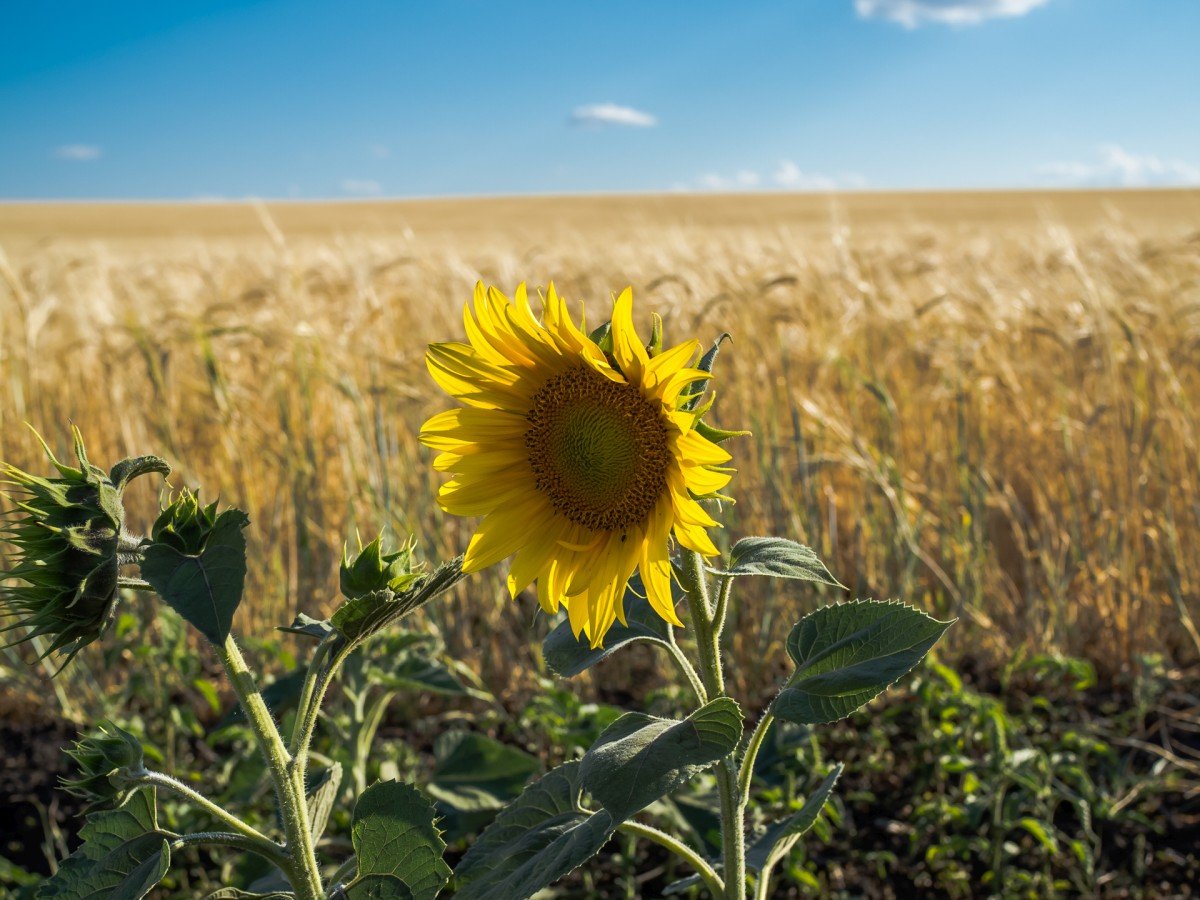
[421,283,733,646]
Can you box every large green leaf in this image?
[141,509,249,645]
[39,788,171,900]
[346,781,449,900]
[710,537,843,587]
[745,763,844,871]
[426,731,540,813]
[454,763,616,900]
[330,558,465,645]
[542,575,675,678]
[343,876,414,900]
[773,600,952,725]
[580,698,743,820]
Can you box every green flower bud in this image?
[1,428,169,668]
[340,532,422,599]
[149,488,222,554]
[61,722,146,811]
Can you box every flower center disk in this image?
[525,365,672,533]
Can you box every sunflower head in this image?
[422,283,738,647]
[1,428,168,667]
[341,532,423,598]
[62,722,146,810]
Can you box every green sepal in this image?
[694,419,751,445]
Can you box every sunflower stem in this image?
[216,634,324,900]
[618,819,725,898]
[664,623,708,705]
[679,550,745,900]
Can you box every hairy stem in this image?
[679,550,746,900]
[170,830,292,870]
[134,771,273,846]
[618,820,724,898]
[665,623,709,705]
[218,635,324,900]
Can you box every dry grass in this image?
[2,190,1199,702]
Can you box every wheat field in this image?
[2,190,1199,703]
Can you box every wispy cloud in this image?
[685,163,865,193]
[854,0,1051,28]
[571,103,658,128]
[54,144,102,161]
[1038,144,1200,188]
[340,178,382,196]
[367,143,390,159]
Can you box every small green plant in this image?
[2,282,954,899]
[2,429,466,899]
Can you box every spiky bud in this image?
[0,428,169,668]
[340,532,422,599]
[149,488,224,554]
[61,722,146,810]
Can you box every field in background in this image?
[2,189,1200,706]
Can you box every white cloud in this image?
[685,164,865,193]
[341,178,382,196]
[55,144,102,161]
[368,143,390,159]
[571,103,658,128]
[1038,144,1200,187]
[774,161,867,191]
[854,0,1051,28]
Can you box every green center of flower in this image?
[525,365,672,533]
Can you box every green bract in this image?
[0,427,168,667]
[341,533,422,599]
[62,722,147,811]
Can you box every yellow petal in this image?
[609,287,649,380]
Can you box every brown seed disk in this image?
[524,365,672,533]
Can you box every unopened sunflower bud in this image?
[0,428,169,668]
[149,489,223,554]
[62,722,146,811]
[340,533,422,598]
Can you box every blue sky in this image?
[2,0,1198,199]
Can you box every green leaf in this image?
[39,788,171,900]
[454,763,616,900]
[580,697,743,821]
[307,763,343,841]
[204,890,295,900]
[347,781,449,900]
[542,574,675,678]
[330,558,465,646]
[1015,817,1060,854]
[344,876,414,900]
[426,732,540,812]
[774,600,953,725]
[374,655,467,696]
[711,537,843,587]
[745,763,844,871]
[141,509,249,645]
[277,613,333,641]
